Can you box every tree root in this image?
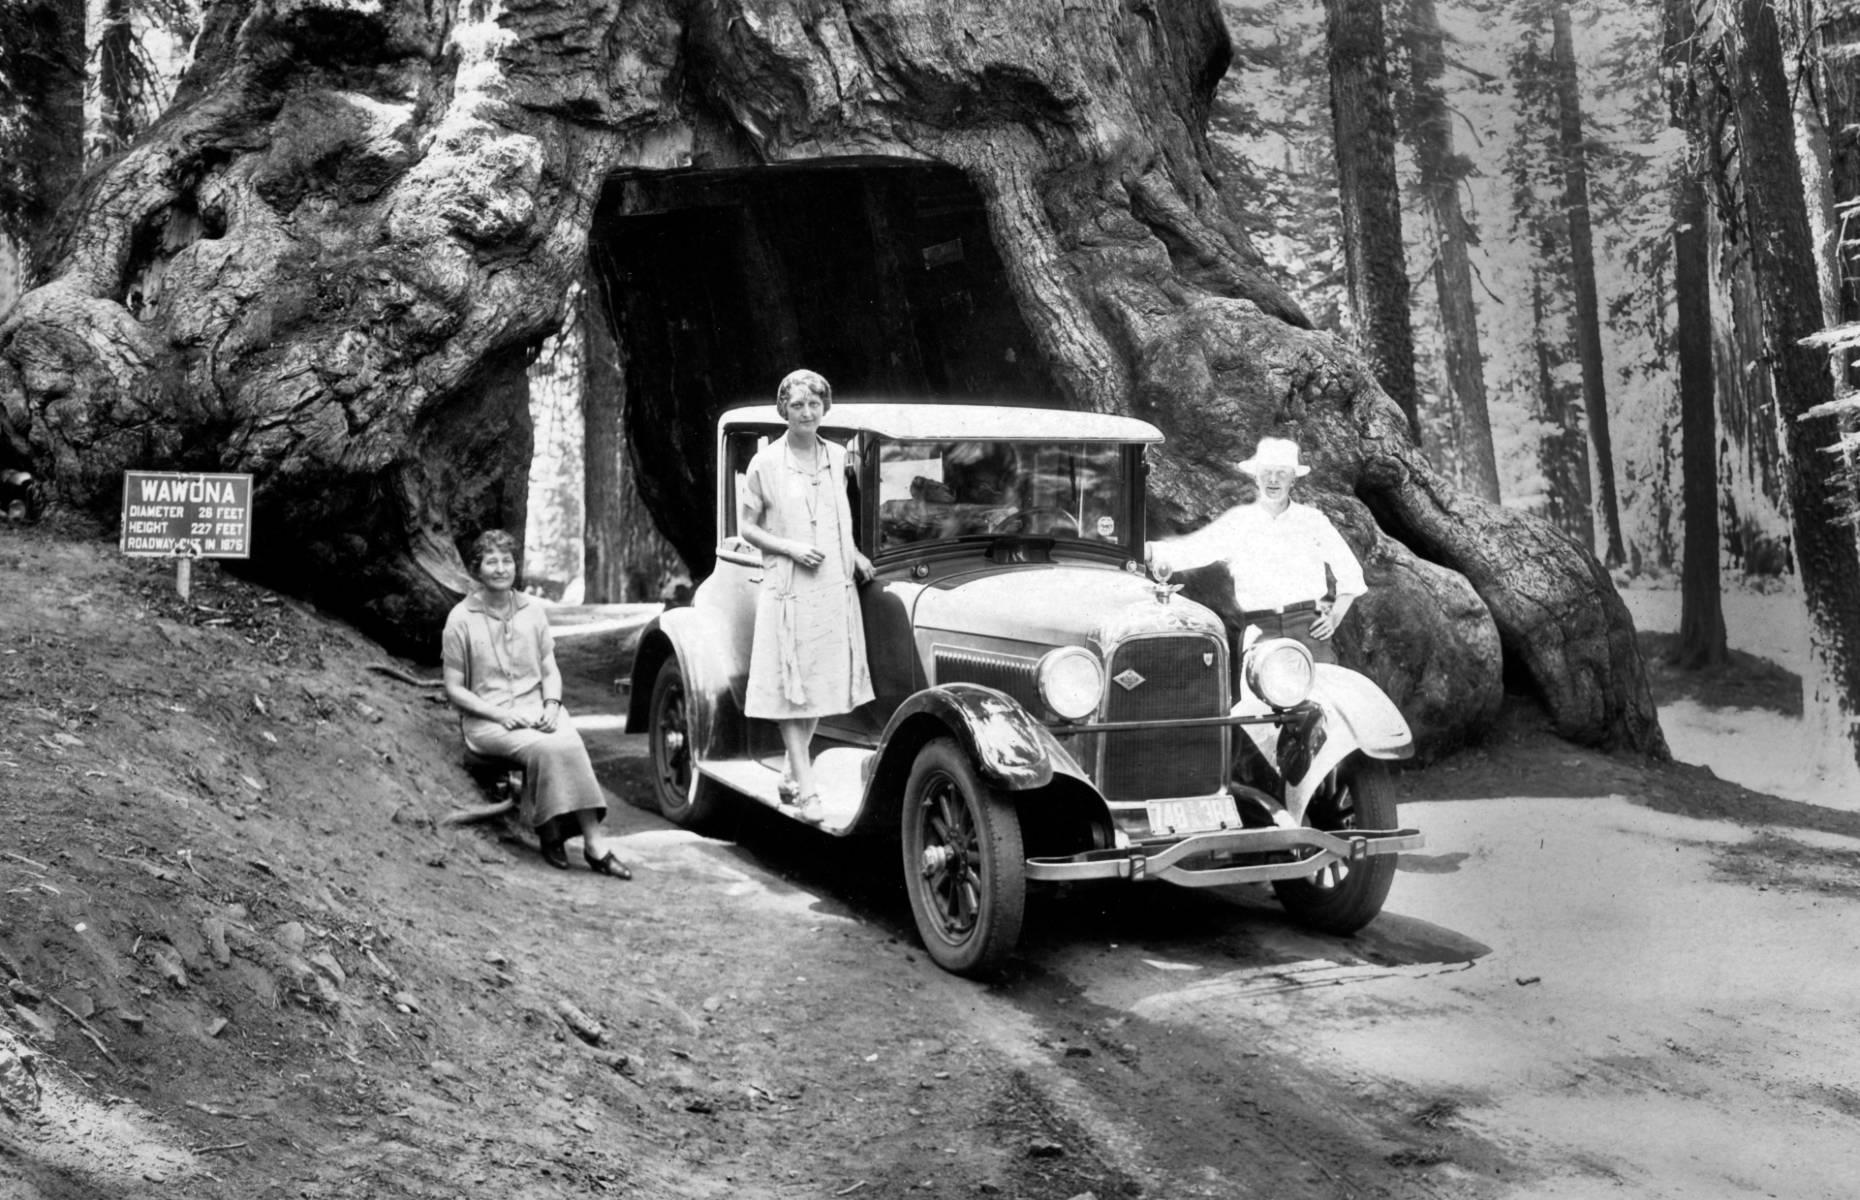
[367,663,444,689]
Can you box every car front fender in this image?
[1310,663,1414,760]
[879,683,1087,791]
[626,607,745,762]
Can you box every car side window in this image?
[722,430,772,542]
[878,440,963,548]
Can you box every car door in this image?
[713,427,772,709]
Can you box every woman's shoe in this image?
[795,793,823,821]
[584,848,632,880]
[777,772,800,804]
[539,836,570,871]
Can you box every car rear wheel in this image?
[1272,760,1397,935]
[647,659,724,829]
[901,737,1026,976]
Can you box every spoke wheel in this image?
[1272,761,1398,935]
[901,737,1026,976]
[648,659,723,828]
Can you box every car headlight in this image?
[1038,647,1105,721]
[1244,638,1315,709]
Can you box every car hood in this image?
[909,562,1226,649]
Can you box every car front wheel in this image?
[1272,760,1398,935]
[647,658,724,829]
[901,737,1026,976]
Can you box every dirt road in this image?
[586,719,1860,1199]
[6,529,1858,1199]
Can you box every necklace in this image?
[480,592,518,675]
[789,438,823,532]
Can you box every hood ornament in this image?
[1145,553,1179,604]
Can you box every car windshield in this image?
[875,438,1132,552]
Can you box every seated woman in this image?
[441,530,630,878]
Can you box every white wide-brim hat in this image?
[1238,436,1310,477]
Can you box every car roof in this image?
[718,401,1164,443]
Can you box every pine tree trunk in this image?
[523,315,584,597]
[1819,7,1860,359]
[582,271,683,603]
[1672,171,1727,668]
[1551,3,1625,566]
[0,0,86,279]
[1322,0,1421,439]
[1727,0,1860,777]
[1404,0,1500,502]
[1532,262,1594,541]
[582,279,630,604]
[1714,236,1787,565]
[1663,0,1727,670]
[95,0,138,162]
[1808,3,1860,482]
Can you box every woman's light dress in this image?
[742,437,874,719]
[441,591,606,831]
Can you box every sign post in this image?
[119,472,255,600]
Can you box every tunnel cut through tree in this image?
[587,161,1060,573]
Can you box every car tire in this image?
[647,658,724,829]
[1272,760,1398,935]
[900,737,1026,976]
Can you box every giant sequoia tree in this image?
[0,0,1662,758]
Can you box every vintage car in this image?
[626,403,1421,975]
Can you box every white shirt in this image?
[1153,500,1366,613]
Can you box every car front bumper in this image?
[1024,825,1425,888]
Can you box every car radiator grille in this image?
[1098,633,1227,801]
[933,646,1042,711]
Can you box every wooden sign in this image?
[121,473,254,599]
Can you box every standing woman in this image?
[442,530,631,878]
[738,369,875,818]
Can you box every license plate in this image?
[1145,795,1240,836]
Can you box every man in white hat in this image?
[1149,436,1365,664]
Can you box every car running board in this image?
[1025,825,1424,887]
[698,747,875,835]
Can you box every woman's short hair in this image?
[776,369,832,415]
[468,529,520,575]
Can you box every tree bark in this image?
[1402,0,1500,503]
[1551,3,1626,566]
[1322,0,1421,439]
[1726,0,1860,777]
[0,0,1664,756]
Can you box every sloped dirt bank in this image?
[0,525,1131,1200]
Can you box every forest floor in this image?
[1,519,1850,1199]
